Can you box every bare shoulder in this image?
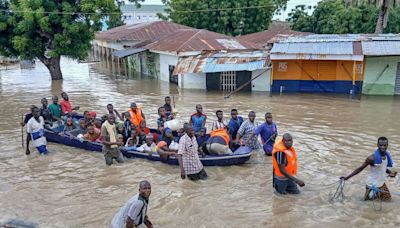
[366,155,375,164]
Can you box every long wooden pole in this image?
[224,67,271,99]
[21,113,24,149]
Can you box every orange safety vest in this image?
[272,139,297,178]
[128,108,143,127]
[210,128,230,145]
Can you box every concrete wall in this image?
[179,73,206,89]
[159,53,178,82]
[251,69,271,91]
[363,56,400,95]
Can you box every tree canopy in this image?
[0,0,136,80]
[287,0,400,34]
[160,0,288,36]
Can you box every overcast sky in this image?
[135,0,320,20]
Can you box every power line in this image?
[0,5,280,16]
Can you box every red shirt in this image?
[60,100,72,114]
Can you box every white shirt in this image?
[27,116,44,134]
[367,157,388,188]
[211,119,228,131]
[111,193,148,228]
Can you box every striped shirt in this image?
[211,119,228,131]
[237,120,259,149]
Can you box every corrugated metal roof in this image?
[173,51,270,74]
[95,21,191,42]
[275,34,400,43]
[112,48,146,58]
[271,42,355,55]
[362,41,400,55]
[144,29,257,53]
[237,29,310,48]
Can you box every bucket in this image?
[164,119,180,131]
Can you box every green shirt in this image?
[48,103,62,119]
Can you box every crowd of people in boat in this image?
[22,92,397,209]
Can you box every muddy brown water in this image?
[1,58,400,227]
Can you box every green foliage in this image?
[161,0,287,36]
[0,0,122,61]
[287,0,400,34]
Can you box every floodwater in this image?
[1,58,400,228]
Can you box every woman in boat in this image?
[156,141,177,160]
[83,125,101,142]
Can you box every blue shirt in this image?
[254,122,278,145]
[190,113,206,133]
[228,116,244,140]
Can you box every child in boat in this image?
[83,125,101,142]
[116,123,128,143]
[156,141,177,160]
[196,127,209,153]
[162,128,178,149]
[138,120,158,144]
[125,128,139,147]
[137,134,157,154]
[123,112,132,143]
[63,117,76,132]
[94,120,102,132]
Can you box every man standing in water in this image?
[272,133,305,194]
[178,125,207,181]
[236,111,259,149]
[100,114,124,165]
[26,107,49,154]
[60,92,80,116]
[341,137,397,201]
[253,112,278,155]
[112,180,153,228]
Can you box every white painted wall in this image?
[179,73,206,89]
[251,69,271,92]
[158,53,178,82]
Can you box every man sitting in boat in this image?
[189,104,207,135]
[26,106,50,154]
[137,135,157,155]
[122,112,132,143]
[128,102,145,129]
[107,103,123,121]
[205,128,233,155]
[48,95,62,124]
[156,141,177,160]
[211,110,228,131]
[60,92,80,118]
[163,96,172,115]
[83,125,101,142]
[157,106,174,134]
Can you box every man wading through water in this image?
[341,137,397,201]
[112,180,153,228]
[178,124,207,181]
[100,114,124,165]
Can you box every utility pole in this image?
[375,0,390,33]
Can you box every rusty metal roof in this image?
[237,29,310,48]
[173,50,270,74]
[144,29,258,53]
[95,21,191,42]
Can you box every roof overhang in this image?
[270,54,364,61]
[112,48,146,58]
